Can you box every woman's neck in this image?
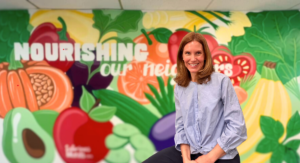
[191,73,197,82]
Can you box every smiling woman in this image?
[143,32,247,163]
[174,32,215,87]
[182,41,205,80]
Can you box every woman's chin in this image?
[188,69,201,73]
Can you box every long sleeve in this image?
[217,77,247,154]
[174,85,189,151]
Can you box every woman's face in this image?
[182,41,205,75]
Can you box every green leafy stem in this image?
[78,52,98,85]
[80,10,143,84]
[145,76,175,116]
[256,112,300,163]
[57,17,69,41]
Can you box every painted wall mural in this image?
[0,9,300,163]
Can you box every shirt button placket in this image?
[194,86,201,150]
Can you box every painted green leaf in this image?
[270,145,285,163]
[79,86,96,113]
[0,10,30,63]
[288,11,300,29]
[8,50,23,70]
[89,105,116,122]
[285,140,300,151]
[279,62,300,99]
[286,112,300,139]
[284,29,300,69]
[284,149,299,163]
[263,12,289,47]
[260,116,284,140]
[228,36,245,55]
[297,60,300,76]
[145,92,161,114]
[157,76,169,106]
[106,10,143,33]
[176,28,192,33]
[215,11,231,17]
[167,77,175,113]
[92,10,112,35]
[256,138,279,153]
[149,28,172,43]
[276,62,295,84]
[246,12,267,30]
[244,27,277,53]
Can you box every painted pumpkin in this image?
[0,60,73,117]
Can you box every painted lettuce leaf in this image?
[228,10,300,99]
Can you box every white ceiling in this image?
[0,0,299,11]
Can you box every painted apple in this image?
[53,86,115,163]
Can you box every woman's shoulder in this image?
[210,71,230,83]
[174,84,183,98]
[211,71,227,79]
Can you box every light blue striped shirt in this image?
[174,72,247,159]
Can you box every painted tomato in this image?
[211,46,257,86]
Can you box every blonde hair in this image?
[174,32,214,87]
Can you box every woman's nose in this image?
[191,55,196,60]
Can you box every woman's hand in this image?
[195,155,215,163]
[184,160,197,163]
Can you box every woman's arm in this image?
[174,85,192,162]
[181,144,192,162]
[216,77,247,155]
[196,76,247,163]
